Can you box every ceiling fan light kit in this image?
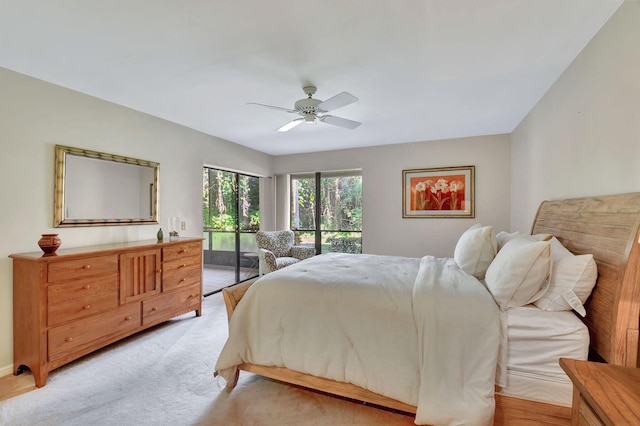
[249,85,361,132]
[276,119,304,132]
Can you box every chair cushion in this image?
[256,230,294,258]
[291,245,316,260]
[275,257,300,270]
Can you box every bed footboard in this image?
[221,280,253,321]
[217,281,254,390]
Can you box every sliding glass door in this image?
[290,170,362,254]
[202,168,260,295]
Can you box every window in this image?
[290,170,362,254]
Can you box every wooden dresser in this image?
[10,238,203,387]
[559,358,640,425]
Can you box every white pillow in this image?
[496,231,520,251]
[531,233,553,242]
[484,237,552,311]
[496,231,553,251]
[534,237,597,317]
[549,236,573,262]
[453,224,497,279]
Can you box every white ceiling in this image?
[0,1,622,156]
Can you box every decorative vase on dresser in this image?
[37,233,62,255]
[10,237,203,387]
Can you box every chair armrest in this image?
[258,248,277,274]
[291,245,316,261]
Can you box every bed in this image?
[214,192,640,425]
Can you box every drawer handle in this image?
[83,284,91,290]
[65,337,73,342]
[125,316,132,321]
[178,249,186,254]
[180,278,186,282]
[82,264,91,270]
[151,307,157,312]
[83,304,91,310]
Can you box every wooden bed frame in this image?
[221,192,640,425]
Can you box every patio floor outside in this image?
[202,263,258,295]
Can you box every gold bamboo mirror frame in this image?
[54,145,159,227]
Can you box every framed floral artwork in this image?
[402,166,475,218]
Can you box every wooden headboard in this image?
[531,192,640,367]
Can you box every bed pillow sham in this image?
[533,237,597,317]
[484,237,551,311]
[496,231,553,251]
[496,231,520,251]
[453,224,497,279]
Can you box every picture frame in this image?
[402,165,475,218]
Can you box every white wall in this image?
[511,1,640,232]
[273,134,511,258]
[0,67,274,375]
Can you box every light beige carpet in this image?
[0,290,414,425]
[200,374,415,425]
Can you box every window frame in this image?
[290,170,362,254]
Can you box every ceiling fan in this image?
[248,86,361,132]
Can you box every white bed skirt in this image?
[499,304,588,407]
[497,369,572,406]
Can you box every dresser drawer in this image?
[163,253,201,273]
[162,254,201,291]
[48,304,140,362]
[163,267,201,291]
[48,290,118,326]
[142,283,200,326]
[48,255,118,283]
[163,242,202,262]
[578,397,604,426]
[47,272,118,305]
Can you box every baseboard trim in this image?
[0,364,14,377]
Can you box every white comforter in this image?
[215,253,501,425]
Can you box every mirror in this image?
[54,145,159,227]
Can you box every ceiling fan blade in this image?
[277,118,304,132]
[319,115,361,129]
[317,92,358,112]
[247,102,296,113]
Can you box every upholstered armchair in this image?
[255,230,316,274]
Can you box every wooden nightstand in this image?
[559,358,640,425]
